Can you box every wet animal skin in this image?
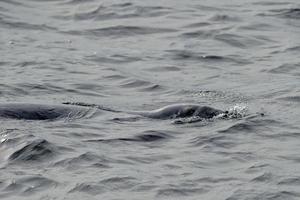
[0,103,90,120]
[127,104,224,119]
[0,103,224,120]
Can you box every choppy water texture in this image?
[1,0,300,199]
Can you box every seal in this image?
[0,102,224,121]
[127,104,223,119]
[0,103,91,120]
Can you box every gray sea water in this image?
[0,0,300,199]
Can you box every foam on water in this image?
[225,104,249,119]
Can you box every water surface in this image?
[0,0,300,199]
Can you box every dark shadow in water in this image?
[62,25,177,39]
[268,63,300,76]
[85,130,173,143]
[258,8,300,19]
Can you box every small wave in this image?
[53,152,109,169]
[285,46,300,53]
[209,14,240,22]
[278,177,300,185]
[166,49,251,65]
[68,182,104,195]
[0,18,56,31]
[120,79,151,88]
[183,22,211,28]
[277,95,300,103]
[268,63,300,76]
[8,139,56,163]
[156,187,207,198]
[63,0,94,5]
[215,33,264,48]
[237,22,276,32]
[119,79,164,92]
[15,83,61,94]
[165,50,230,62]
[99,176,137,190]
[138,84,165,92]
[62,25,176,38]
[274,8,300,19]
[2,175,58,196]
[259,8,300,19]
[1,0,26,6]
[218,118,282,135]
[226,189,300,200]
[13,61,42,68]
[100,77,164,92]
[130,130,173,142]
[251,172,274,183]
[0,132,33,147]
[71,83,105,91]
[196,176,239,183]
[190,134,236,148]
[103,74,127,80]
[10,83,107,98]
[69,176,138,194]
[85,130,173,143]
[146,66,181,72]
[218,121,255,134]
[181,30,216,39]
[252,2,291,6]
[57,2,171,20]
[110,116,141,123]
[86,54,142,64]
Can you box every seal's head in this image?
[193,106,224,119]
[173,105,223,119]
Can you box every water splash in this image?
[218,104,248,119]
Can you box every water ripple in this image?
[190,134,236,149]
[1,0,300,199]
[226,189,300,200]
[165,49,245,64]
[69,4,172,21]
[278,177,300,185]
[53,152,110,169]
[62,0,95,5]
[1,175,58,197]
[68,182,104,195]
[156,187,207,197]
[62,25,177,38]
[277,96,300,103]
[215,33,265,48]
[272,8,300,19]
[218,118,279,134]
[8,139,56,163]
[268,63,300,76]
[85,130,173,143]
[0,18,57,31]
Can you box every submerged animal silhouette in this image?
[0,103,224,120]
